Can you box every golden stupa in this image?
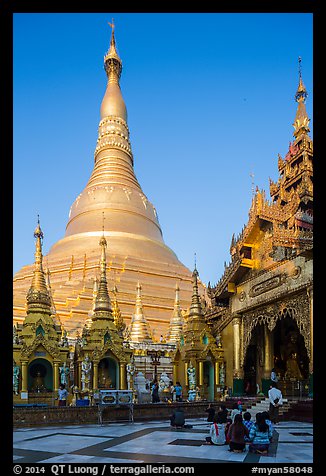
[13,23,200,340]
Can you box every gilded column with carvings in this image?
[262,325,274,395]
[21,360,28,395]
[53,361,60,393]
[198,361,204,386]
[214,361,220,400]
[172,362,178,385]
[232,316,244,396]
[184,362,188,387]
[307,285,313,396]
[93,361,99,392]
[119,363,127,390]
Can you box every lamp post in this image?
[147,350,162,382]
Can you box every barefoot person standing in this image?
[268,382,283,424]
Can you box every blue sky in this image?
[13,13,313,285]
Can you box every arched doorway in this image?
[273,313,309,397]
[243,323,265,396]
[28,358,53,392]
[243,312,310,397]
[203,360,215,401]
[98,356,118,389]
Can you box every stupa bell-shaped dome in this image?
[13,23,198,339]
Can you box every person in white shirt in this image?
[268,383,283,424]
[57,384,69,406]
[205,413,226,445]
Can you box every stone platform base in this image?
[13,401,212,428]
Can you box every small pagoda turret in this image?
[126,282,153,343]
[13,218,70,403]
[165,282,184,343]
[75,221,132,396]
[172,266,224,401]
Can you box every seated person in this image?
[230,402,241,422]
[205,403,215,422]
[227,414,249,453]
[218,404,229,423]
[170,406,185,428]
[261,411,274,437]
[224,417,232,444]
[205,412,226,445]
[243,411,254,441]
[248,412,273,455]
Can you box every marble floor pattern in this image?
[13,419,313,464]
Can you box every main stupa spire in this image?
[50,20,168,256]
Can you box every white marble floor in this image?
[13,419,313,464]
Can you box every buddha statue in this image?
[31,370,46,392]
[285,352,303,380]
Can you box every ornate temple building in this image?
[205,65,313,397]
[13,24,201,342]
[13,221,70,402]
[172,267,225,400]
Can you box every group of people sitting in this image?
[205,403,274,454]
[170,402,274,455]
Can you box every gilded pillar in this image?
[53,361,60,393]
[172,362,178,384]
[232,316,244,396]
[262,325,274,395]
[119,363,126,390]
[215,361,219,385]
[307,285,313,396]
[78,361,82,390]
[21,360,28,393]
[93,361,99,391]
[184,362,188,386]
[198,361,204,386]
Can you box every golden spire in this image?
[128,282,153,342]
[105,18,121,66]
[101,18,126,120]
[189,265,202,316]
[53,22,168,258]
[166,282,184,343]
[293,57,310,138]
[111,285,126,336]
[93,216,113,318]
[26,217,51,315]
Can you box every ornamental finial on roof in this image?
[108,18,115,34]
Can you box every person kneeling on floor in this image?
[227,413,249,453]
[248,412,273,455]
[205,412,226,445]
[170,406,185,428]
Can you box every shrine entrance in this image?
[243,323,264,396]
[28,358,53,392]
[273,314,309,397]
[203,361,215,401]
[243,313,310,397]
[98,356,118,389]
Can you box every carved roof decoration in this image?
[210,63,312,301]
[172,267,223,362]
